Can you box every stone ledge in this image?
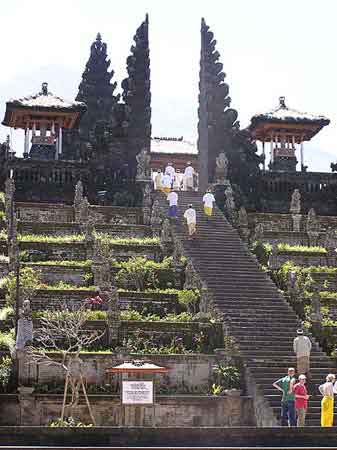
[0,426,336,447]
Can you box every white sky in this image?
[0,0,336,171]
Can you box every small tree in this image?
[27,304,105,424]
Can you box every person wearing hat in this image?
[293,329,312,376]
[293,374,310,427]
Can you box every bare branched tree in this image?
[26,304,105,424]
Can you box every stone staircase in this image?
[160,190,337,426]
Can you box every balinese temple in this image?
[250,96,330,172]
[150,137,197,172]
[2,82,87,161]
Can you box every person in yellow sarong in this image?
[319,373,337,427]
[202,189,216,217]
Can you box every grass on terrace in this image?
[277,243,327,254]
[0,230,159,246]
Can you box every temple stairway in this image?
[159,191,337,426]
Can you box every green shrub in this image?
[49,417,93,427]
[27,260,92,267]
[3,267,40,306]
[18,234,85,243]
[0,192,5,206]
[277,243,327,254]
[251,241,272,265]
[97,233,159,246]
[0,306,14,321]
[0,330,15,352]
[0,356,12,391]
[212,364,241,390]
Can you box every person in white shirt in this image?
[154,169,163,191]
[319,373,337,427]
[183,162,195,191]
[183,204,196,240]
[173,169,182,190]
[165,162,175,188]
[167,191,178,219]
[203,189,216,217]
[161,173,171,194]
[293,329,312,376]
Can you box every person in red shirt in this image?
[293,374,310,426]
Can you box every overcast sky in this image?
[0,0,336,171]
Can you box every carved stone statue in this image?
[237,206,249,241]
[306,208,320,246]
[150,200,163,236]
[136,148,151,179]
[324,227,336,253]
[290,189,301,215]
[253,222,264,242]
[74,180,84,208]
[311,288,322,324]
[225,185,235,210]
[184,260,201,290]
[215,152,228,183]
[100,286,120,345]
[160,218,172,244]
[78,197,90,224]
[307,208,319,232]
[16,299,33,350]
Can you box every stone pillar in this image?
[160,219,172,257]
[19,389,37,425]
[141,182,152,225]
[237,206,249,241]
[150,199,163,237]
[74,180,84,223]
[100,286,120,347]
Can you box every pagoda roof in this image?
[250,97,330,141]
[2,82,87,129]
[150,136,197,155]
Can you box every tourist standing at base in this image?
[183,204,196,240]
[293,374,310,427]
[183,161,195,191]
[272,367,296,426]
[319,373,337,427]
[202,189,216,218]
[293,329,312,376]
[167,191,178,219]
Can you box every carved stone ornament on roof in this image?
[290,189,301,215]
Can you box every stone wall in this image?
[24,354,218,389]
[269,253,335,269]
[0,393,254,427]
[16,203,144,225]
[249,212,337,233]
[30,265,89,286]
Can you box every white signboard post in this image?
[122,380,154,405]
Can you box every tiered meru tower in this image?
[0,16,151,205]
[197,18,261,205]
